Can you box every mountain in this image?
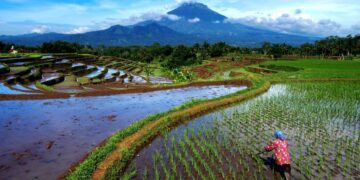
[0,33,67,46]
[168,2,226,22]
[0,23,201,46]
[67,23,202,46]
[138,2,319,46]
[0,2,319,47]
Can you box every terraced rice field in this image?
[124,82,360,179]
[0,54,168,95]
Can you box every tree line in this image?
[1,35,359,68]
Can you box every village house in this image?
[8,45,18,54]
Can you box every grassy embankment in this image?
[0,53,46,58]
[35,81,55,92]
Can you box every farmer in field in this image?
[264,131,291,180]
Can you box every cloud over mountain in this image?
[188,17,200,23]
[31,25,50,34]
[65,26,91,34]
[227,10,346,36]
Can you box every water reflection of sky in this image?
[0,85,247,180]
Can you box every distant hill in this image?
[66,23,202,46]
[0,23,201,46]
[0,2,319,47]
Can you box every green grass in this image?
[0,53,47,58]
[10,66,30,72]
[139,63,166,77]
[0,53,17,57]
[55,75,79,87]
[91,78,103,84]
[256,59,360,80]
[35,81,55,92]
[77,77,90,85]
[24,53,45,58]
[79,53,94,57]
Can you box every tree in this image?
[41,41,82,53]
[163,45,196,69]
[143,64,154,82]
[0,41,5,53]
[137,48,153,63]
[262,42,271,55]
[300,43,315,57]
[210,42,228,57]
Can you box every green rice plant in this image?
[130,82,360,179]
[142,167,148,180]
[152,151,160,180]
[159,155,171,180]
[121,165,137,180]
[177,139,193,178]
[184,133,215,180]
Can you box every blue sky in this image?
[0,0,359,36]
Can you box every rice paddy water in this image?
[125,82,360,179]
[0,85,247,179]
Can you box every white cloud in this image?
[227,11,348,36]
[127,12,164,23]
[31,25,50,33]
[188,17,200,23]
[91,11,181,29]
[65,26,90,34]
[166,14,181,21]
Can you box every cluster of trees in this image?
[41,41,93,54]
[260,35,360,58]
[0,41,37,53]
[1,34,359,68]
[298,35,360,57]
[93,42,236,69]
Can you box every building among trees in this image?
[8,46,18,54]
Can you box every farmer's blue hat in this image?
[275,131,285,140]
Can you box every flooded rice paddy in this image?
[125,82,360,179]
[0,83,29,95]
[0,85,246,180]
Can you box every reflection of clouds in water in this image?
[226,84,289,113]
[0,83,28,94]
[261,84,288,98]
